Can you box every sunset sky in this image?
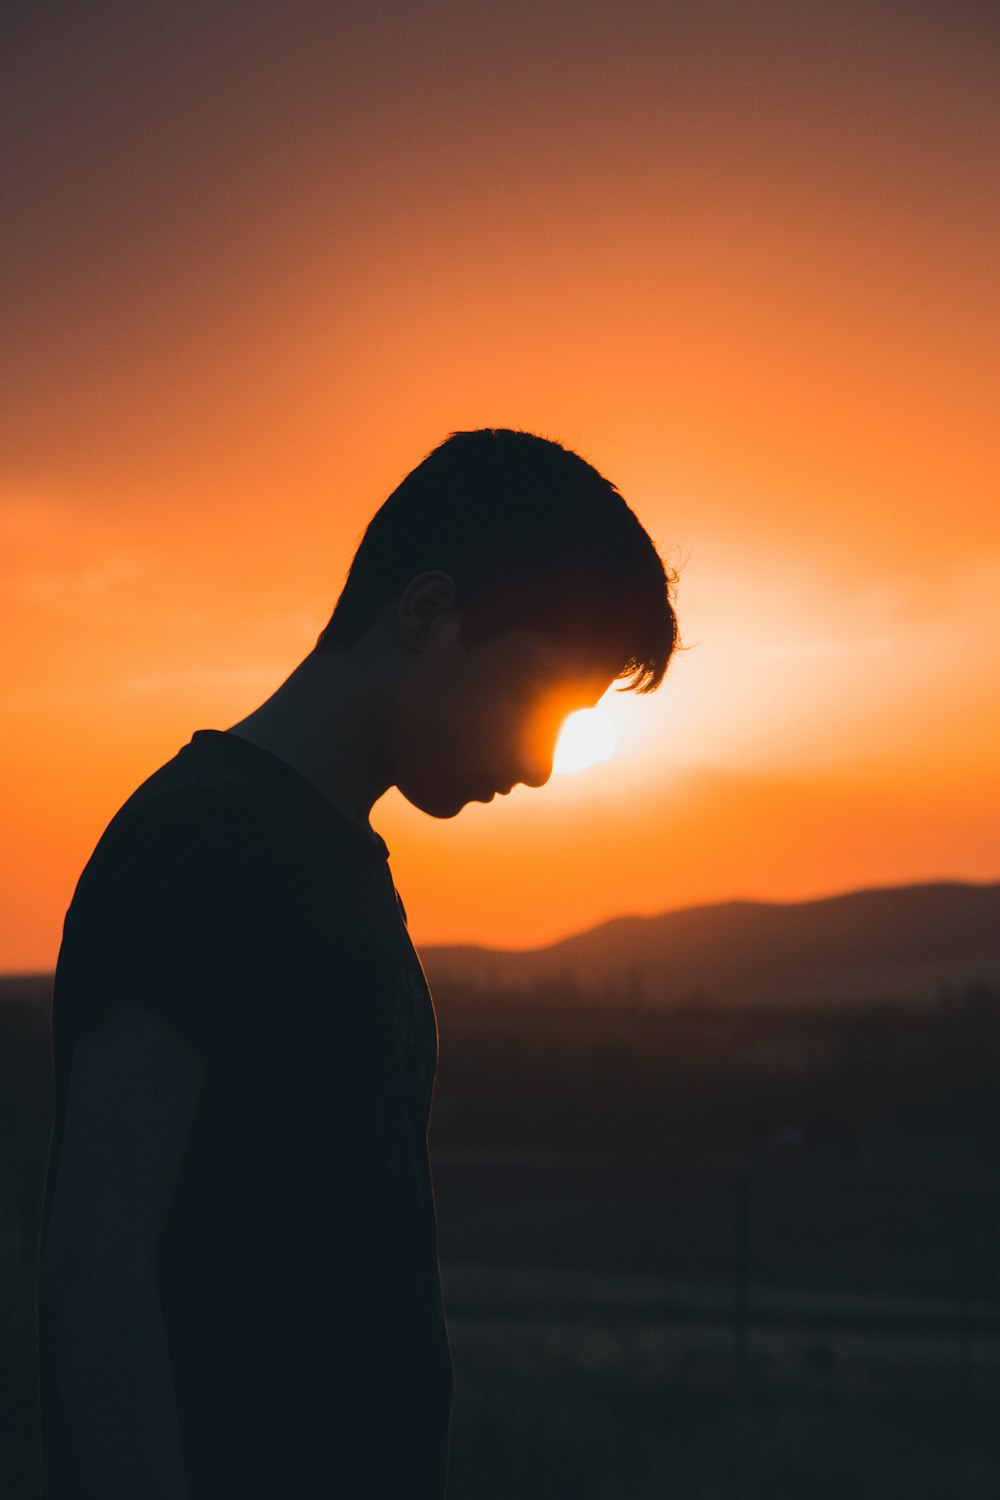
[2,0,997,973]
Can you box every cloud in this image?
[0,664,276,713]
[0,485,157,620]
[4,552,151,617]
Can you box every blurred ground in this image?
[4,972,1000,1497]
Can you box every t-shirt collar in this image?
[188,728,391,862]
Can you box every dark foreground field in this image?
[4,972,1000,1497]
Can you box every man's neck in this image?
[226,648,395,833]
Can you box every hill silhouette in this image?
[2,880,998,1010]
[420,880,1000,1006]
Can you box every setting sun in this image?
[553,704,618,775]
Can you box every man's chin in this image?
[397,785,469,819]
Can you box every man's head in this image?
[314,428,679,817]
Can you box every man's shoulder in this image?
[54,776,304,1059]
[94,777,267,864]
[68,740,387,943]
[69,769,279,922]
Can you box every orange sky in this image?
[1,0,997,972]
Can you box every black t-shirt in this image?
[37,728,454,1499]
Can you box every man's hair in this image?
[315,428,679,693]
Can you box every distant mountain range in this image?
[2,880,997,1011]
[419,881,1000,1006]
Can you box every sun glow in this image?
[553,704,619,775]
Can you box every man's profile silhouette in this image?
[35,428,679,1498]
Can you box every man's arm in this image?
[39,999,208,1500]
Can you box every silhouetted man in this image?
[36,428,678,1498]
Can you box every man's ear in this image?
[395,571,459,652]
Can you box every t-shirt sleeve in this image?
[58,784,297,1057]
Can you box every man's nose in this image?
[514,714,561,789]
[515,752,553,790]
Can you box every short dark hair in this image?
[315,428,679,693]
